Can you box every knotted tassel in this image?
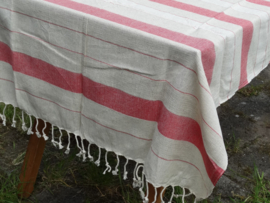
[27,114,34,135]
[87,143,94,162]
[112,154,120,175]
[133,162,139,188]
[42,121,49,140]
[11,106,16,128]
[21,111,28,131]
[123,158,129,180]
[2,104,7,126]
[103,151,112,174]
[75,135,83,157]
[51,125,58,147]
[58,129,64,149]
[143,179,149,203]
[81,138,87,162]
[65,132,71,154]
[136,165,143,188]
[139,169,145,200]
[95,147,101,166]
[35,118,41,138]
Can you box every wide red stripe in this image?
[44,0,215,85]
[0,42,83,93]
[247,0,270,7]
[150,0,253,88]
[0,41,223,185]
[82,68,223,185]
[151,0,217,17]
[0,42,12,64]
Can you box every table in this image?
[1,0,270,202]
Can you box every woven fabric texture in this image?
[0,0,270,199]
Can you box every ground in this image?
[0,66,269,203]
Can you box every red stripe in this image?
[0,74,211,189]
[44,0,215,85]
[0,78,151,141]
[0,42,12,64]
[0,27,221,137]
[151,0,218,17]
[243,1,270,72]
[0,6,212,97]
[150,0,253,88]
[0,42,83,93]
[247,0,270,7]
[0,41,223,185]
[14,52,83,93]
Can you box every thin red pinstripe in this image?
[247,0,270,7]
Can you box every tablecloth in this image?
[0,0,270,201]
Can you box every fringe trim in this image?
[0,102,197,203]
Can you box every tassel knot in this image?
[95,160,100,166]
[11,107,16,128]
[2,117,6,126]
[139,188,145,200]
[112,168,118,175]
[103,151,112,174]
[87,143,94,162]
[76,151,83,157]
[112,154,120,175]
[65,132,71,155]
[65,148,70,155]
[11,120,16,128]
[103,163,112,174]
[35,119,41,138]
[143,197,149,203]
[82,150,87,162]
[22,123,28,132]
[133,178,138,188]
[42,121,49,141]
[27,115,33,135]
[27,128,33,135]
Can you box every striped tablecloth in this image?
[0,0,270,201]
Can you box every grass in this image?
[238,82,270,97]
[228,166,270,203]
[225,132,241,154]
[0,169,25,203]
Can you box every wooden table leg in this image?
[17,118,51,199]
[146,183,165,203]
